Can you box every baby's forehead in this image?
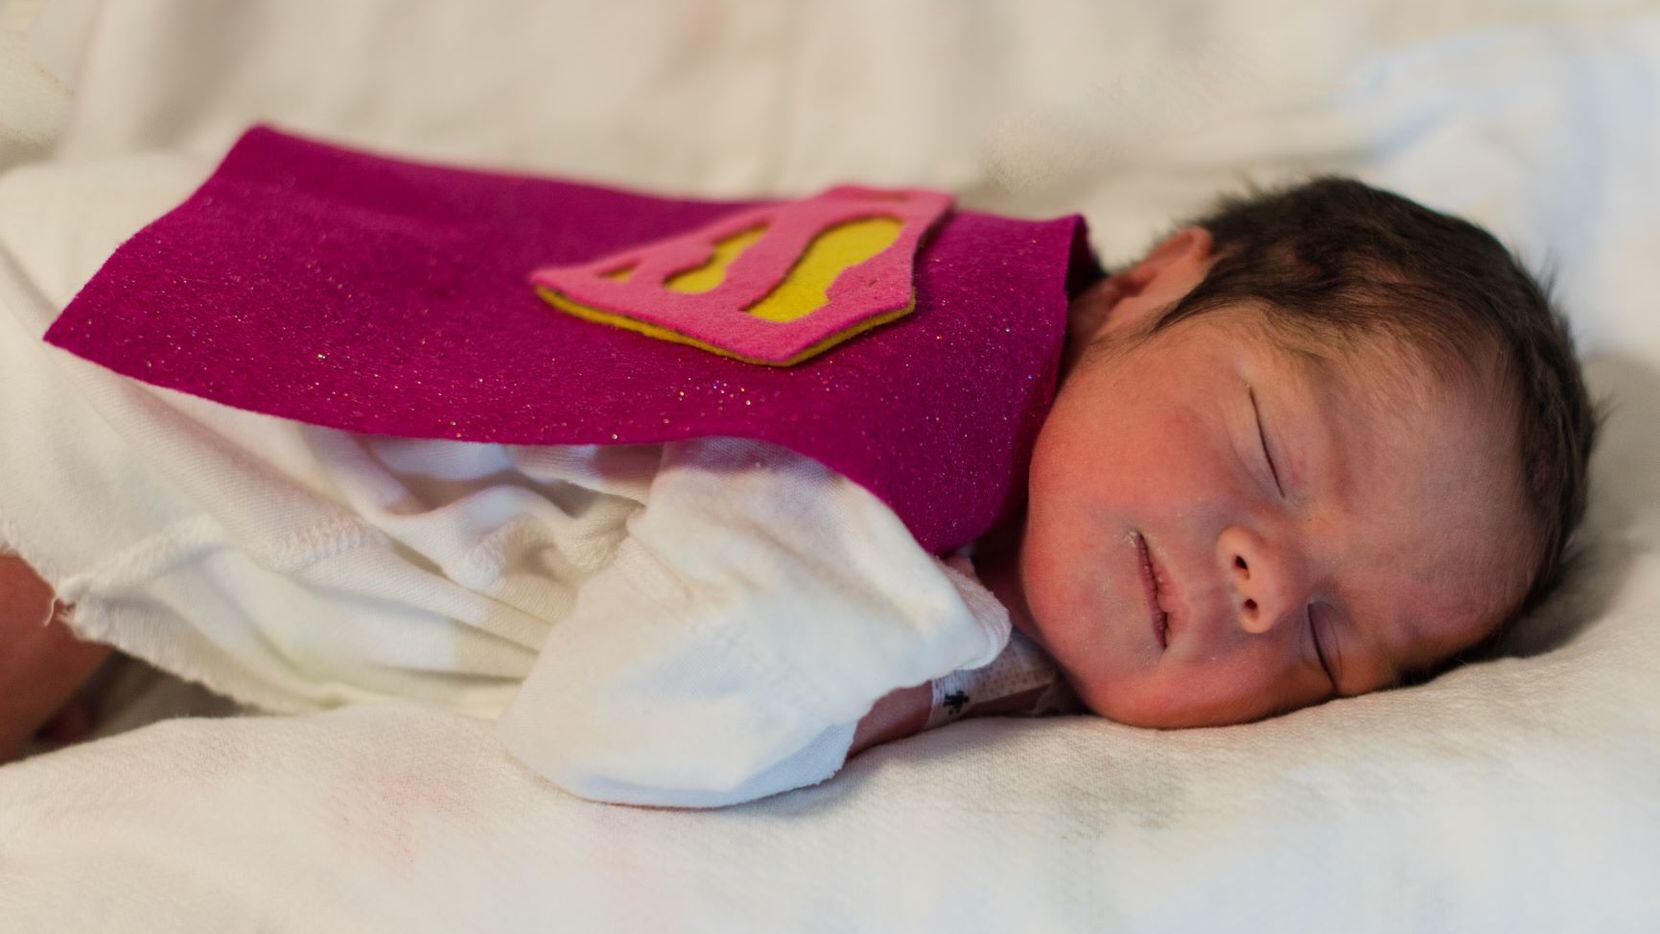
[1299,336,1536,673]
[1240,312,1512,426]
[1299,334,1524,517]
[1165,304,1533,526]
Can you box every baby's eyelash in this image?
[1248,388,1284,496]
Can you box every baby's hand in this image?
[0,553,111,763]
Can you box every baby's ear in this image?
[1067,227,1214,352]
[1082,227,1215,341]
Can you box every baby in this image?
[0,176,1596,802]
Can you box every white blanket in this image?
[2,0,1657,930]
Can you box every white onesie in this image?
[0,155,1069,808]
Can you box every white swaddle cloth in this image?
[0,152,1012,805]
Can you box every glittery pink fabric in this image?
[45,126,1100,554]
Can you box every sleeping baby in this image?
[0,148,1596,806]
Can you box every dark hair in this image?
[1154,177,1599,677]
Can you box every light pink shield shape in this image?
[528,186,953,365]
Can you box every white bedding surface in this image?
[1,1,1657,930]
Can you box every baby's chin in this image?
[1083,675,1319,730]
[1071,680,1216,730]
[1035,636,1279,729]
[1013,600,1162,724]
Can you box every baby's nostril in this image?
[1243,598,1257,613]
[1235,556,1248,571]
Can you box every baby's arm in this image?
[0,553,111,762]
[848,630,1080,759]
[848,682,933,757]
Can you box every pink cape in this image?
[45,126,1100,554]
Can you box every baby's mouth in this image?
[1134,532,1171,650]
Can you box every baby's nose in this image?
[1217,526,1305,634]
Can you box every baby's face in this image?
[1008,229,1537,728]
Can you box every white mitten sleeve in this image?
[496,437,1009,808]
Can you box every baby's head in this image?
[1005,178,1597,728]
